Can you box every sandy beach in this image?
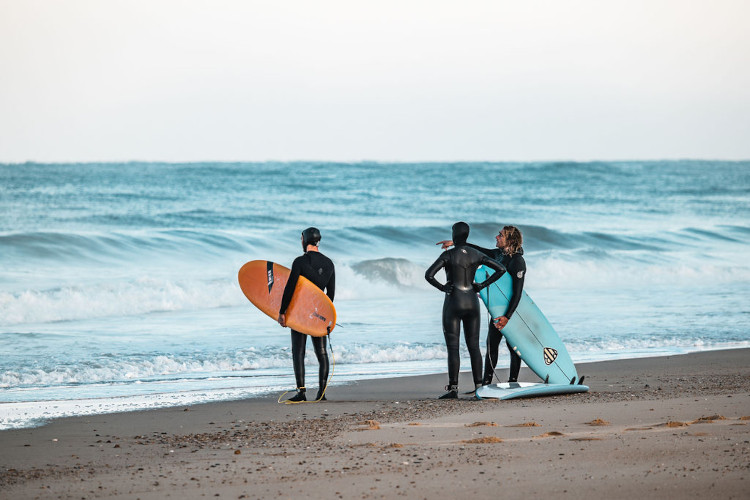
[2,348,749,499]
[3,2,750,498]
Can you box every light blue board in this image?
[476,382,590,400]
[476,265,579,385]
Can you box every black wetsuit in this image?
[467,243,526,384]
[425,227,506,388]
[279,251,335,393]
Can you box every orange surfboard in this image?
[238,260,336,337]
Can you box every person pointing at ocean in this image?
[278,227,336,402]
[425,222,506,399]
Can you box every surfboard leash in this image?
[485,280,502,386]
[318,334,335,401]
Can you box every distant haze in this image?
[1,0,749,162]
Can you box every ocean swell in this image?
[351,258,426,288]
[0,278,243,326]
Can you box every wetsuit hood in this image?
[301,227,321,251]
[452,222,470,245]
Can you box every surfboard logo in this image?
[310,309,326,322]
[266,262,274,293]
[543,347,558,365]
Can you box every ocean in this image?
[1,161,748,429]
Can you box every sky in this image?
[1,0,749,163]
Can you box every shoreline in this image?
[4,344,749,432]
[2,348,749,498]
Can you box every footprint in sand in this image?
[534,431,565,438]
[462,437,503,444]
[661,421,690,428]
[355,420,381,431]
[691,415,726,424]
[585,418,610,426]
[350,443,378,448]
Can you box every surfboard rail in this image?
[476,382,589,400]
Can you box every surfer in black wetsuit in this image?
[425,222,507,399]
[438,225,526,385]
[278,227,335,402]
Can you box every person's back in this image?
[281,251,335,311]
[441,244,489,292]
[278,227,335,403]
[436,225,527,386]
[304,251,335,292]
[425,222,505,398]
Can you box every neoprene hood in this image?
[302,227,321,250]
[452,222,469,245]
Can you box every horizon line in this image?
[2,157,749,166]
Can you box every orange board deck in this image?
[238,260,336,337]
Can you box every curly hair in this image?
[501,225,523,256]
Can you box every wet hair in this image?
[501,225,523,256]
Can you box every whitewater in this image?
[1,161,748,429]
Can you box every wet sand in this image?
[1,349,749,499]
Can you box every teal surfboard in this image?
[476,381,589,400]
[475,265,584,387]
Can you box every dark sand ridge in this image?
[1,349,749,499]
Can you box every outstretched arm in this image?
[436,241,495,257]
[466,242,495,258]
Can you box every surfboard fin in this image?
[570,376,577,385]
[578,376,586,385]
[544,375,549,384]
